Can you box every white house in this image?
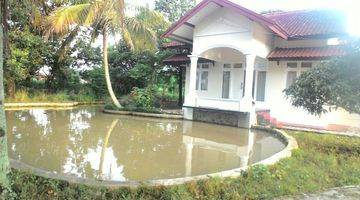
[162,0,360,131]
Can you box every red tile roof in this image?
[163,55,190,63]
[162,0,348,41]
[162,41,188,48]
[163,55,213,64]
[264,10,347,39]
[267,45,346,61]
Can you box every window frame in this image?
[285,61,314,88]
[255,71,267,102]
[221,63,233,99]
[196,63,211,91]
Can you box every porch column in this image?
[186,54,199,107]
[243,54,256,111]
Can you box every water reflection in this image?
[6,106,285,181]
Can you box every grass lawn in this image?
[1,131,359,200]
[5,90,100,103]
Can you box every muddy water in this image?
[6,106,285,181]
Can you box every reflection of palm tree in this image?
[99,119,119,180]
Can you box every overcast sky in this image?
[128,0,360,36]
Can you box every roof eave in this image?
[287,33,349,40]
[267,57,334,61]
[161,0,212,38]
[161,0,288,40]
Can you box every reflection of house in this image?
[182,131,254,176]
[162,0,360,131]
[181,120,260,176]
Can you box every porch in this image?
[181,47,268,128]
[184,47,267,113]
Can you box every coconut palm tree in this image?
[47,0,165,108]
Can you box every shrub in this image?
[130,87,157,112]
[104,103,118,111]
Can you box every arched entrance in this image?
[183,47,259,128]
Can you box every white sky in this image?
[129,0,360,36]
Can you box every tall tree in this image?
[48,0,165,108]
[155,0,196,22]
[0,0,9,188]
[5,0,86,96]
[284,40,360,115]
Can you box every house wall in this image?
[263,61,360,130]
[183,6,360,131]
[184,61,245,101]
[185,57,360,130]
[192,7,273,58]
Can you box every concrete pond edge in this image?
[103,109,184,120]
[10,126,298,188]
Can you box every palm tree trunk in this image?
[0,0,9,187]
[6,78,15,99]
[103,27,122,108]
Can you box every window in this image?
[287,62,298,68]
[286,71,297,88]
[224,64,231,68]
[196,72,200,90]
[234,63,243,68]
[202,63,209,69]
[301,62,312,68]
[222,71,231,99]
[256,71,267,101]
[196,63,210,91]
[285,61,313,88]
[200,71,208,90]
[252,70,256,98]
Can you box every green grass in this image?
[1,131,359,199]
[5,90,100,103]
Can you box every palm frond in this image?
[125,17,158,51]
[122,27,134,50]
[133,7,167,29]
[47,3,91,34]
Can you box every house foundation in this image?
[183,107,255,128]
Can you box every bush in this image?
[104,87,162,114]
[104,103,118,110]
[130,87,157,112]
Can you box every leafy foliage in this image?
[284,40,360,115]
[155,0,196,22]
[108,41,172,95]
[47,0,166,108]
[130,87,157,111]
[81,67,107,99]
[5,0,103,98]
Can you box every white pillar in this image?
[243,54,256,111]
[185,55,198,107]
[185,143,193,177]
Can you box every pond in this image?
[6,106,285,182]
